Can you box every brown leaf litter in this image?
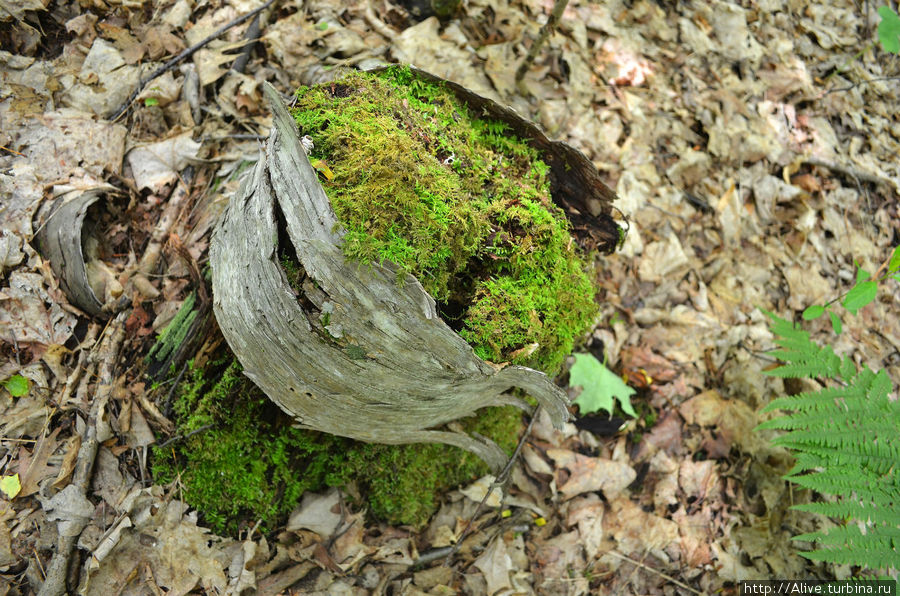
[0,0,898,593]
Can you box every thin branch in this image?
[604,550,705,596]
[804,156,894,189]
[822,74,900,96]
[38,314,127,596]
[365,0,396,41]
[111,0,277,121]
[515,0,569,86]
[156,423,213,449]
[441,405,542,568]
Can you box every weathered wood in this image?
[210,77,612,471]
[35,192,105,316]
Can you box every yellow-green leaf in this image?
[888,245,900,274]
[310,158,335,181]
[0,474,21,499]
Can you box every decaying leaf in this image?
[546,448,636,500]
[286,488,343,538]
[126,132,202,192]
[81,491,232,595]
[459,475,502,507]
[473,535,513,595]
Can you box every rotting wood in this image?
[210,76,620,471]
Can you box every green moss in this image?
[152,356,522,535]
[290,66,597,374]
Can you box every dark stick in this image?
[440,405,543,568]
[515,0,570,84]
[230,11,262,74]
[111,0,277,122]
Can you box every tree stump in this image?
[210,70,620,471]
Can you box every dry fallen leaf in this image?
[605,497,679,556]
[473,535,513,595]
[126,132,202,192]
[565,493,605,559]
[286,488,343,538]
[546,448,636,500]
[17,426,60,498]
[460,474,502,507]
[83,491,232,595]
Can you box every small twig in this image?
[230,7,264,74]
[110,0,277,121]
[822,74,900,96]
[156,423,213,449]
[121,179,192,306]
[604,550,705,596]
[162,361,189,417]
[365,0,396,41]
[515,0,570,86]
[38,314,127,596]
[441,405,542,568]
[59,323,101,409]
[804,156,893,188]
[200,134,266,142]
[412,546,454,568]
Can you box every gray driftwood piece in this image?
[210,82,574,471]
[35,191,104,316]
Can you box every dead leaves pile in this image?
[1,0,898,593]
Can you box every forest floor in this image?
[1,0,899,594]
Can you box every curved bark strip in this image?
[34,191,105,316]
[211,80,576,471]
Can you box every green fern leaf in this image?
[758,307,900,572]
[793,525,900,568]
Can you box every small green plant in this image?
[757,246,900,571]
[800,247,900,334]
[2,374,28,397]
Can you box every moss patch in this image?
[152,356,522,535]
[291,66,597,374]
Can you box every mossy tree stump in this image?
[210,68,621,471]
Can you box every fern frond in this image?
[793,525,900,568]
[758,307,900,572]
[760,369,892,416]
[784,441,900,478]
[761,310,862,379]
[787,467,896,504]
[795,502,900,527]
